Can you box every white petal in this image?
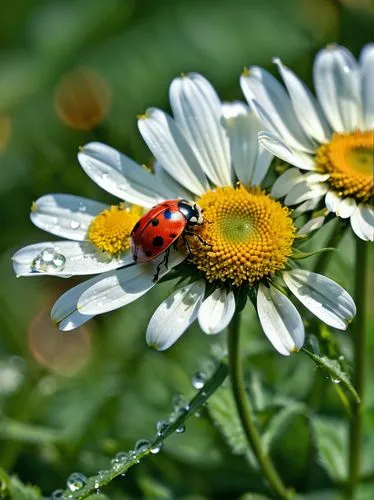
[258,132,316,171]
[78,142,169,208]
[146,280,205,351]
[274,57,331,143]
[350,204,374,241]
[221,101,272,185]
[30,194,106,241]
[285,181,328,206]
[169,73,232,186]
[336,197,356,219]
[325,190,342,213]
[240,67,315,153]
[314,45,362,132]
[153,161,192,200]
[283,269,356,330]
[77,250,186,315]
[297,216,325,235]
[198,288,236,335]
[257,283,305,356]
[294,196,323,214]
[12,241,133,277]
[51,274,105,331]
[271,168,304,199]
[360,43,374,129]
[138,108,209,195]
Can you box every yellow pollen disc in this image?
[88,204,142,255]
[189,185,296,287]
[315,130,374,203]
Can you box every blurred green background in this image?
[0,0,373,498]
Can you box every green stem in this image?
[227,313,292,499]
[348,238,368,498]
[312,221,346,274]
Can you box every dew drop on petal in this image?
[32,248,66,273]
[176,425,185,434]
[70,220,81,230]
[66,472,87,492]
[192,371,206,389]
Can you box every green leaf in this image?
[262,403,308,453]
[208,382,248,455]
[302,349,360,403]
[312,417,347,482]
[7,476,43,500]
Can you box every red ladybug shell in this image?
[130,200,189,263]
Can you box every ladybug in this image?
[130,199,204,280]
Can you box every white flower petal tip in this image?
[30,194,107,241]
[351,205,374,242]
[78,142,169,207]
[258,132,316,171]
[283,269,356,330]
[146,280,206,351]
[77,250,186,315]
[257,283,305,356]
[297,216,325,236]
[314,45,361,132]
[198,288,236,335]
[221,101,250,119]
[50,276,104,331]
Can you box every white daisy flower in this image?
[13,73,356,355]
[240,43,374,241]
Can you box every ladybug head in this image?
[178,200,203,226]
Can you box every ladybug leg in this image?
[153,247,171,282]
[184,230,212,249]
[181,234,193,259]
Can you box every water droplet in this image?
[52,253,66,270]
[176,425,185,434]
[156,419,169,436]
[150,443,162,454]
[338,355,345,361]
[135,439,151,454]
[194,410,201,418]
[93,470,107,489]
[51,489,64,499]
[31,247,66,273]
[330,377,341,384]
[70,220,81,230]
[192,371,206,390]
[66,472,87,492]
[172,393,186,411]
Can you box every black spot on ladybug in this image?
[151,218,159,226]
[145,250,152,257]
[133,221,141,232]
[153,236,164,247]
[170,233,177,238]
[163,209,172,219]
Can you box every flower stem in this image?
[227,313,292,499]
[348,238,368,498]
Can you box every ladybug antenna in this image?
[203,215,213,224]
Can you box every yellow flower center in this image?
[316,131,373,203]
[88,204,142,255]
[189,185,296,287]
